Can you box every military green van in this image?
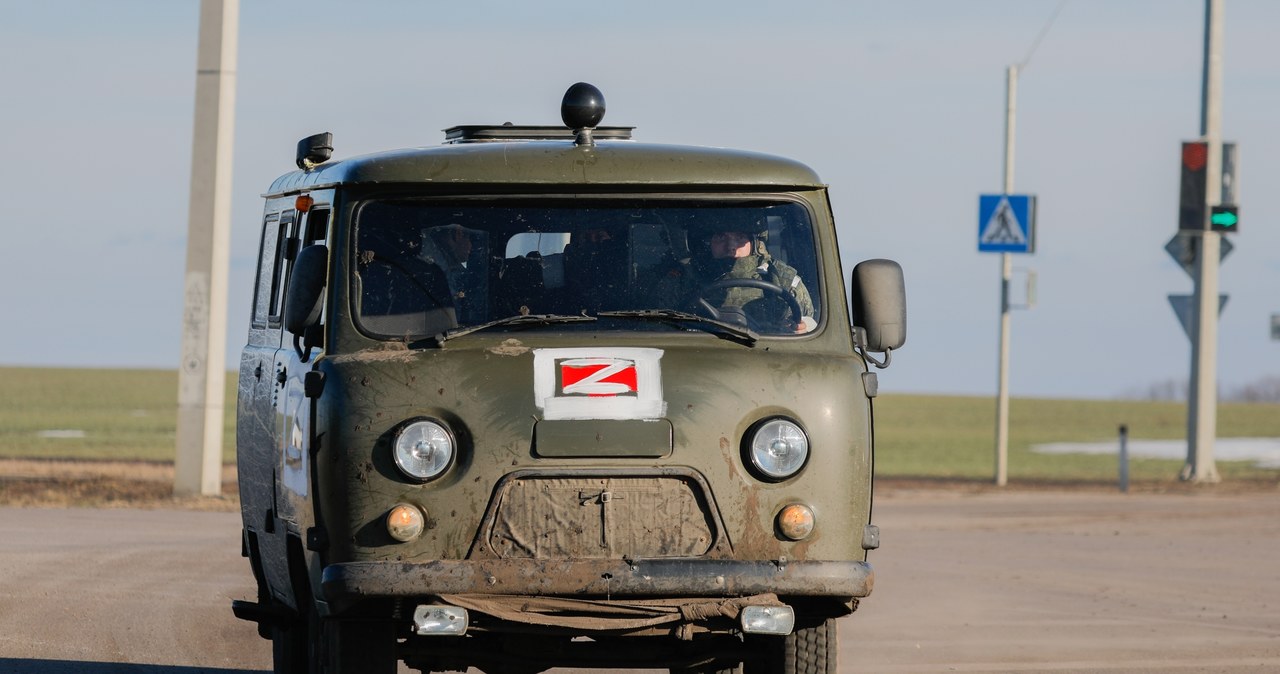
[232,83,906,674]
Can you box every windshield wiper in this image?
[438,314,597,342]
[597,309,758,346]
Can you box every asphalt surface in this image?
[1,489,1277,673]
[855,488,1280,672]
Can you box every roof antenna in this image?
[561,83,606,147]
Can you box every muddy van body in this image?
[233,84,906,673]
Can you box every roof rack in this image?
[443,124,634,144]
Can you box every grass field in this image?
[2,366,1277,484]
[0,367,236,463]
[873,394,1280,482]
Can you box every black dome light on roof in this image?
[441,83,631,144]
[561,82,606,146]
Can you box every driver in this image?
[692,223,815,333]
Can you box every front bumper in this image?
[321,558,874,605]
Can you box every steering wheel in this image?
[696,278,804,328]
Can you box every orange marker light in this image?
[776,504,815,541]
[295,195,314,213]
[387,504,425,542]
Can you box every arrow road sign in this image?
[1164,232,1233,279]
[1168,294,1228,339]
[978,194,1036,254]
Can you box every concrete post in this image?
[176,0,239,496]
[1183,0,1223,483]
[995,65,1017,487]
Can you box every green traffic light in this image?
[1209,205,1238,232]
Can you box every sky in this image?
[1,0,1278,400]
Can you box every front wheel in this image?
[745,617,838,674]
[270,619,309,674]
[314,618,398,674]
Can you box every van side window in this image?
[303,207,330,245]
[251,213,281,328]
[267,210,300,326]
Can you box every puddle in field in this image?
[1033,438,1280,469]
[35,430,87,439]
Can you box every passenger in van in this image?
[692,223,816,333]
[492,251,546,318]
[356,225,457,336]
[426,224,486,325]
[563,225,629,313]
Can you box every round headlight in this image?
[393,420,455,482]
[749,418,809,480]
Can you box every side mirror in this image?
[850,259,906,353]
[284,245,328,337]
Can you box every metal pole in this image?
[176,0,239,496]
[1118,424,1130,493]
[995,65,1017,487]
[1183,0,1222,483]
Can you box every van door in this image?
[275,205,331,531]
[238,207,295,605]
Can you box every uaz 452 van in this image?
[232,83,906,674]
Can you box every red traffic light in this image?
[1182,141,1208,171]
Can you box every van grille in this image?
[487,476,715,559]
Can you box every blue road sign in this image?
[978,194,1036,253]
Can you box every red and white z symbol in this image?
[534,347,665,420]
[560,358,638,396]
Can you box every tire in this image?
[271,620,309,674]
[314,618,398,674]
[744,618,838,674]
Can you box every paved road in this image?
[854,488,1280,672]
[1,490,1277,673]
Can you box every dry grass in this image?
[0,459,239,510]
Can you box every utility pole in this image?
[986,2,1060,485]
[176,0,239,496]
[1182,0,1223,483]
[994,65,1017,487]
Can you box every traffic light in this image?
[1178,141,1238,231]
[1210,205,1238,233]
[1178,142,1207,231]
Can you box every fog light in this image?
[776,503,815,541]
[740,605,795,635]
[413,605,468,635]
[386,504,425,542]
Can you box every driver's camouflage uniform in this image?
[702,253,814,329]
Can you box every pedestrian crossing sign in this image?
[978,194,1036,254]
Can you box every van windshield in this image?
[352,199,822,339]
